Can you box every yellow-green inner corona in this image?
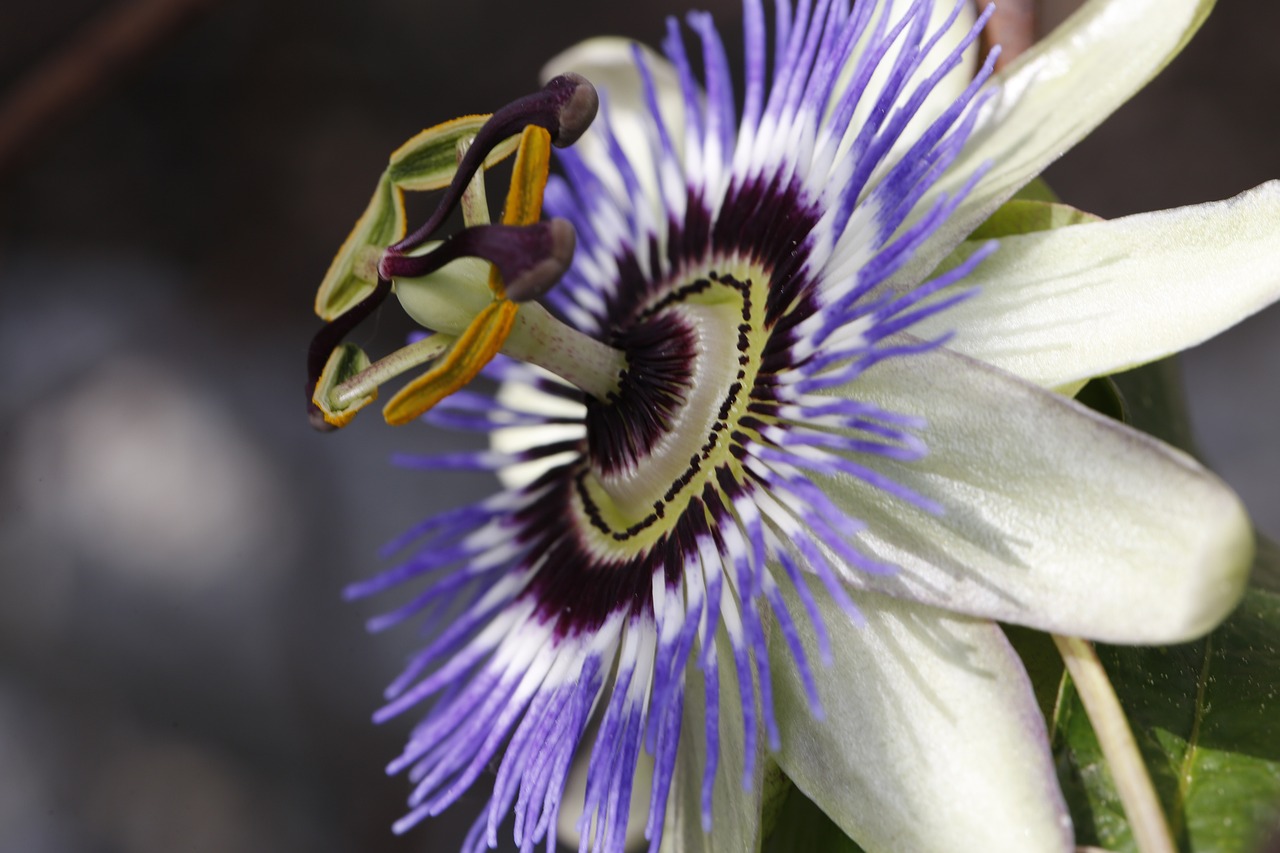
[566,262,773,563]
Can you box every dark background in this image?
[1,1,1276,851]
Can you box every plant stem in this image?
[1053,634,1176,853]
[0,0,217,179]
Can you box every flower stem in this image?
[1052,634,1175,853]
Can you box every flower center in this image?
[305,75,613,430]
[572,265,771,558]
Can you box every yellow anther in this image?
[502,125,552,225]
[382,300,519,425]
[382,123,555,424]
[312,343,379,428]
[314,177,405,321]
[490,125,553,296]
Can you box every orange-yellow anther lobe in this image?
[382,300,519,425]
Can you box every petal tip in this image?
[1164,486,1255,642]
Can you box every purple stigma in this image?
[391,74,599,255]
[379,218,576,301]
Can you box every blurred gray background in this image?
[0,1,1275,851]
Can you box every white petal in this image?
[923,182,1280,389]
[897,0,1214,286]
[819,346,1252,644]
[772,586,1072,853]
[660,635,764,853]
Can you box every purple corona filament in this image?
[348,2,999,851]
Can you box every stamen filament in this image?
[323,298,626,418]
[331,334,455,410]
[306,277,392,427]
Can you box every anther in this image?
[379,219,576,302]
[389,75,598,255]
[306,277,392,429]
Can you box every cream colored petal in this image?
[923,182,1280,389]
[772,586,1072,853]
[816,346,1251,644]
[896,0,1215,287]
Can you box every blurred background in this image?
[0,0,1276,851]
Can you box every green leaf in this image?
[1251,536,1280,595]
[1003,623,1066,724]
[1075,376,1128,424]
[761,781,865,853]
[968,198,1102,241]
[757,759,792,843]
[1054,576,1280,851]
[1108,358,1199,457]
[1011,177,1060,203]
